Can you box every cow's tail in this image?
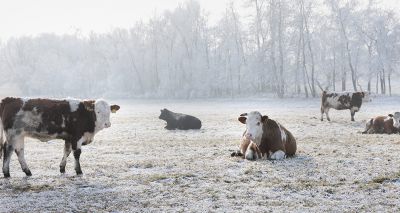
[0,118,3,160]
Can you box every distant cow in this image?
[321,91,366,121]
[159,109,201,130]
[232,111,296,160]
[0,97,120,177]
[362,112,400,134]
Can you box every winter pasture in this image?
[0,97,399,212]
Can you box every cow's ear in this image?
[361,92,365,97]
[240,113,248,116]
[110,105,120,113]
[261,115,268,123]
[238,117,247,124]
[388,114,394,117]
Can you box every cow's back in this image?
[259,119,285,155]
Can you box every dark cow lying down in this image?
[362,112,400,134]
[159,109,201,130]
[0,97,120,177]
[232,111,297,160]
[321,91,366,121]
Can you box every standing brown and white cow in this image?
[0,97,120,178]
[321,91,366,121]
[232,111,297,160]
[362,112,400,134]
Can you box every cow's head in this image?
[362,91,372,102]
[238,111,268,143]
[389,112,400,129]
[159,108,170,120]
[93,100,120,132]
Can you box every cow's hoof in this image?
[24,169,32,176]
[60,167,66,173]
[4,173,10,178]
[76,170,83,176]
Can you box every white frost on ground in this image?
[0,97,400,212]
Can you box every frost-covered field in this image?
[0,97,400,212]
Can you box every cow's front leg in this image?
[73,149,82,175]
[245,141,260,161]
[269,150,286,160]
[72,138,85,175]
[60,141,72,173]
[350,110,356,121]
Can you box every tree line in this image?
[0,0,399,98]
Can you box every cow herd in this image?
[0,91,398,178]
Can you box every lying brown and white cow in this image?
[231,111,297,160]
[0,97,120,177]
[362,112,400,134]
[321,91,366,121]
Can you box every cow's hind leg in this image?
[2,134,20,178]
[324,108,331,121]
[2,142,14,178]
[14,136,31,176]
[60,141,72,173]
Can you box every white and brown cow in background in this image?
[362,112,400,134]
[321,91,366,122]
[231,111,297,160]
[0,97,120,178]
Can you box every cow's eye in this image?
[257,122,260,126]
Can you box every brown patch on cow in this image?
[258,119,297,158]
[0,97,24,130]
[363,115,398,134]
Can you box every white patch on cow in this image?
[326,93,352,109]
[393,112,400,129]
[351,106,359,112]
[270,150,286,160]
[67,99,80,112]
[278,124,286,142]
[244,111,263,146]
[18,110,42,129]
[20,97,29,105]
[61,116,66,128]
[94,99,112,133]
[245,144,254,160]
[13,135,25,150]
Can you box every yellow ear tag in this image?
[111,109,118,113]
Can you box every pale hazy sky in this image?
[0,0,398,41]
